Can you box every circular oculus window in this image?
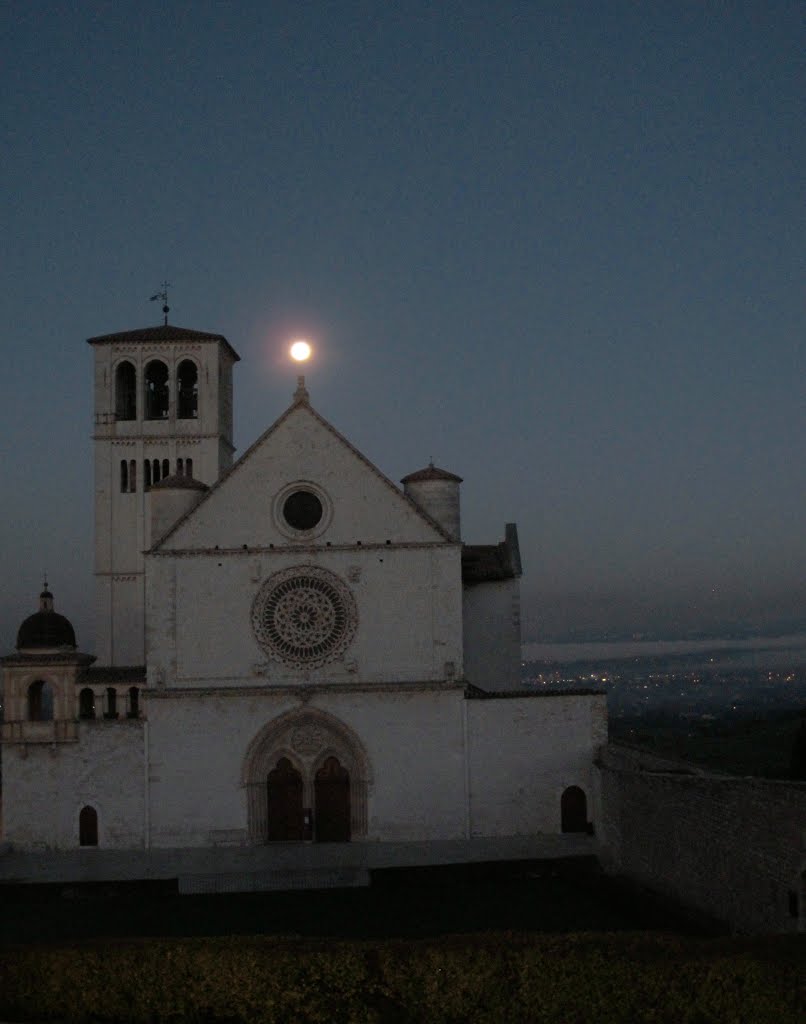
[273,482,332,539]
[283,490,323,530]
[251,566,357,668]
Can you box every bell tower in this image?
[88,324,240,665]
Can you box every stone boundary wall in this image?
[599,743,806,934]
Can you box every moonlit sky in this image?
[2,2,805,648]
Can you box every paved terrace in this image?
[0,834,598,893]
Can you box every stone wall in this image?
[599,743,806,934]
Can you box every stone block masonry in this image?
[599,743,806,934]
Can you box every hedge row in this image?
[1,931,803,1024]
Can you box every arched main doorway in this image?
[266,757,304,841]
[243,709,370,844]
[315,756,351,842]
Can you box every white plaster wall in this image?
[145,689,467,847]
[467,694,606,836]
[2,724,145,850]
[463,579,521,691]
[146,545,462,686]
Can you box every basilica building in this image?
[1,323,605,875]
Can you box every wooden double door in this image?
[266,756,351,842]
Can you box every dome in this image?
[150,472,208,491]
[401,464,462,484]
[16,587,77,650]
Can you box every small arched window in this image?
[561,786,590,834]
[176,457,184,475]
[79,806,98,847]
[162,458,170,479]
[104,687,118,720]
[79,688,95,720]
[144,360,169,420]
[144,459,152,489]
[129,460,137,493]
[152,459,161,484]
[28,679,54,721]
[120,460,128,493]
[177,360,198,419]
[127,686,140,719]
[115,362,136,420]
[185,457,193,478]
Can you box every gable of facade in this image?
[155,399,450,553]
[145,391,463,688]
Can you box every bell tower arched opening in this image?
[115,361,136,420]
[177,359,198,419]
[144,360,169,420]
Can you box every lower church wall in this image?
[145,688,469,847]
[467,694,607,837]
[2,723,145,851]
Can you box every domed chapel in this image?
[1,323,605,884]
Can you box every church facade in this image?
[1,325,606,864]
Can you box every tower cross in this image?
[149,281,171,325]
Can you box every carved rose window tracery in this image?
[251,566,357,668]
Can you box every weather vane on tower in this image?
[149,281,171,325]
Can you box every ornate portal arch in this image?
[243,707,371,843]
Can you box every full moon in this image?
[290,340,312,362]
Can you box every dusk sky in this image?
[2,2,805,648]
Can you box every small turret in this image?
[148,473,208,546]
[401,462,463,540]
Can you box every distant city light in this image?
[290,340,312,362]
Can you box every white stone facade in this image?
[1,323,605,865]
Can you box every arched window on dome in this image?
[144,459,152,489]
[120,460,128,493]
[129,460,137,492]
[176,457,184,476]
[79,806,98,847]
[177,360,198,419]
[144,360,169,420]
[152,459,161,484]
[115,361,136,420]
[162,458,170,479]
[27,679,54,721]
[127,686,140,719]
[185,457,193,478]
[79,688,95,720]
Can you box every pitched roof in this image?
[462,525,522,583]
[151,392,456,549]
[87,324,240,362]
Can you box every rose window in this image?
[251,567,357,667]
